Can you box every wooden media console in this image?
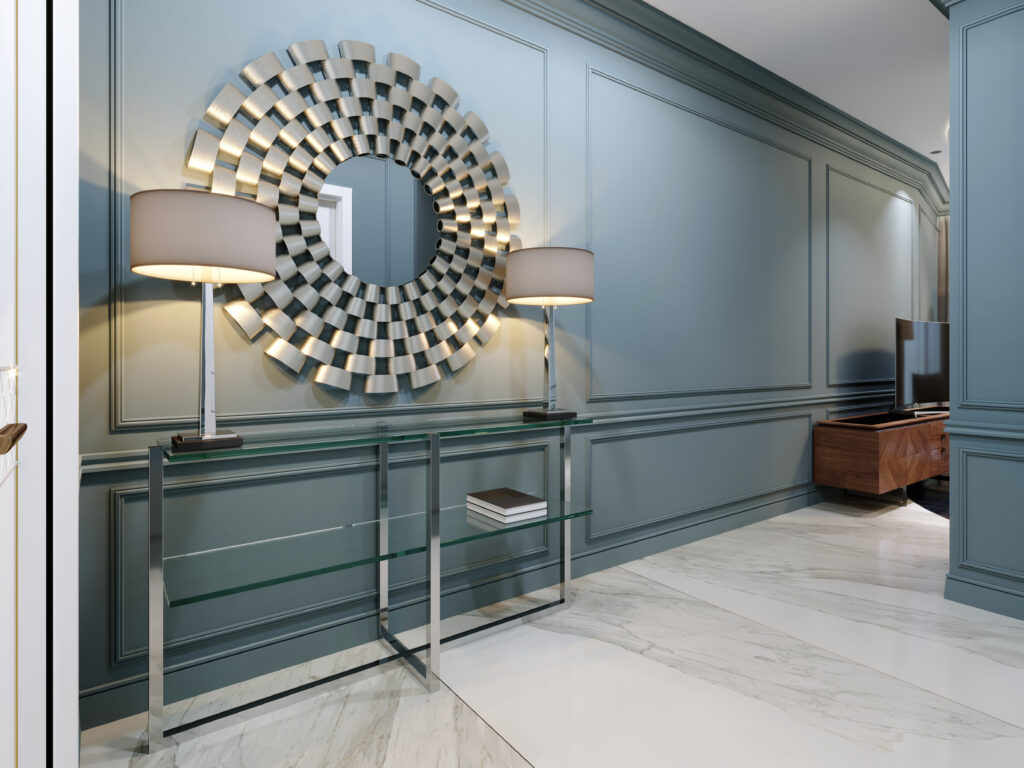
[813,411,949,496]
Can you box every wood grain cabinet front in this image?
[813,412,948,496]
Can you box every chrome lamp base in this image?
[171,430,243,452]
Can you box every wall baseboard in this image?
[944,574,1024,623]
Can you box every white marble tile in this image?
[622,501,1024,729]
[80,665,530,768]
[83,499,1024,768]
[442,563,1024,767]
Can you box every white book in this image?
[466,501,547,524]
[465,487,547,515]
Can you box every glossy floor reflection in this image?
[444,499,1024,767]
[83,499,1024,767]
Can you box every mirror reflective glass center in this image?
[316,156,439,287]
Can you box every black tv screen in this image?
[895,318,950,410]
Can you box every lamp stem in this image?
[544,305,557,411]
[199,282,216,437]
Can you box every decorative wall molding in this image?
[945,420,1024,441]
[81,390,893,474]
[504,0,949,215]
[825,165,915,387]
[584,66,813,402]
[954,445,1024,581]
[953,3,1024,412]
[582,412,813,542]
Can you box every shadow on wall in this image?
[833,349,894,385]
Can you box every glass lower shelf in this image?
[164,504,591,607]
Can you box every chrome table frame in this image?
[145,424,575,752]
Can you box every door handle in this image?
[0,423,27,455]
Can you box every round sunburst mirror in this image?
[185,39,521,394]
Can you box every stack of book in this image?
[466,487,547,526]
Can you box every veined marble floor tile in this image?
[80,664,530,768]
[442,563,1024,767]
[621,500,1024,730]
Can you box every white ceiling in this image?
[644,0,950,182]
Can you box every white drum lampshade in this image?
[505,246,594,306]
[129,189,276,284]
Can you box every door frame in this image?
[10,0,80,764]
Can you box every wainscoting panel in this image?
[961,5,1024,409]
[961,449,1024,580]
[585,413,812,540]
[826,168,914,386]
[587,70,812,400]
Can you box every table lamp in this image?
[130,189,276,451]
[505,246,594,421]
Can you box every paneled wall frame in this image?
[953,445,1024,580]
[825,165,916,387]
[952,1,1024,412]
[582,412,814,542]
[507,0,949,215]
[583,66,814,402]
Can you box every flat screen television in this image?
[895,318,950,411]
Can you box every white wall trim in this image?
[52,0,81,762]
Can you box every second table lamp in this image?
[505,246,594,421]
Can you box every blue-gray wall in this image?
[78,0,949,727]
[944,0,1024,620]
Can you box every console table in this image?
[813,411,948,497]
[145,416,592,751]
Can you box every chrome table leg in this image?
[147,446,166,752]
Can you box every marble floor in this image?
[82,498,1024,767]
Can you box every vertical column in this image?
[147,446,165,752]
[425,432,441,691]
[944,0,1024,621]
[378,442,389,637]
[560,425,572,605]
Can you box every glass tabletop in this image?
[159,415,592,463]
[164,503,591,607]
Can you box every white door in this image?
[3,1,79,765]
[316,183,354,273]
[2,0,20,760]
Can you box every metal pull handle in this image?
[0,423,27,455]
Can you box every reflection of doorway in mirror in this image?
[316,184,353,274]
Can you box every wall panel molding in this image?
[825,165,915,387]
[585,67,813,402]
[81,390,894,475]
[955,2,1024,412]
[954,445,1024,582]
[503,0,948,214]
[583,412,813,542]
